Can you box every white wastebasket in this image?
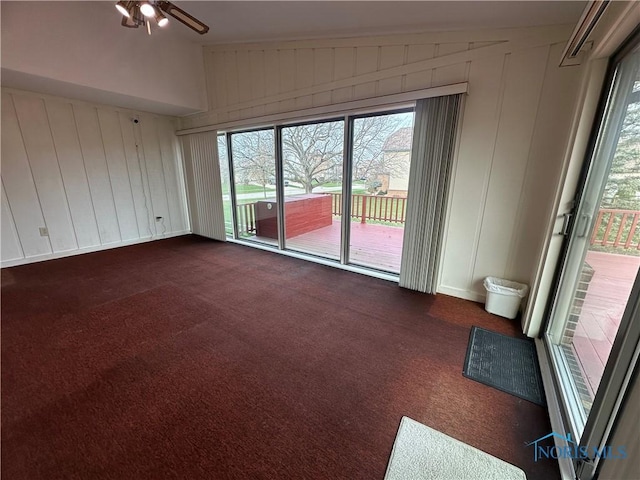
[483,277,529,320]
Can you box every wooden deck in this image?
[571,251,640,396]
[253,219,404,273]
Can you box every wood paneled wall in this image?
[1,89,189,267]
[181,25,585,303]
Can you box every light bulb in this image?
[115,1,132,18]
[155,11,169,27]
[140,2,156,17]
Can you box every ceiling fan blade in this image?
[157,1,209,34]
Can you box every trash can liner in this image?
[483,277,529,298]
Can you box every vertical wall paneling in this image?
[157,118,188,234]
[12,94,78,252]
[97,108,140,241]
[235,50,252,104]
[73,104,122,244]
[471,45,550,288]
[264,49,280,97]
[354,46,379,99]
[138,115,172,235]
[332,47,355,103]
[438,53,507,297]
[188,26,582,302]
[181,137,198,230]
[404,44,436,91]
[250,50,266,102]
[119,112,154,238]
[212,51,228,111]
[378,45,405,95]
[432,43,470,86]
[505,43,582,283]
[1,180,25,261]
[278,49,296,112]
[1,92,52,257]
[295,48,314,109]
[313,48,334,106]
[224,51,240,107]
[1,89,190,267]
[46,99,101,248]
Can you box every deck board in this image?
[251,219,404,273]
[572,251,640,395]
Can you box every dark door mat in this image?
[463,326,546,406]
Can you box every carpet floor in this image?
[1,235,559,479]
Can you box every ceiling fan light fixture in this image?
[155,10,169,27]
[115,0,134,18]
[140,2,156,17]
[118,1,208,35]
[132,4,145,26]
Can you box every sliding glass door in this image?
[543,39,640,479]
[221,107,419,275]
[348,111,414,273]
[229,128,278,246]
[281,119,344,259]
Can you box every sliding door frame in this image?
[341,115,354,265]
[224,132,239,240]
[538,27,640,480]
[221,102,417,274]
[345,107,416,272]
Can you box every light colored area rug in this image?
[384,417,527,480]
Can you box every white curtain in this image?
[399,94,463,293]
[181,132,227,241]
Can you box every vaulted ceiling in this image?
[153,1,587,44]
[1,1,587,115]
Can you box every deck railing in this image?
[236,194,408,235]
[590,208,640,250]
[236,203,257,236]
[328,193,407,224]
[238,200,640,251]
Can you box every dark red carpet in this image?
[1,235,559,479]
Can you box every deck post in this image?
[361,196,367,224]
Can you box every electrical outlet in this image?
[39,227,49,237]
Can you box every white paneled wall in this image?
[180,25,584,302]
[1,89,190,267]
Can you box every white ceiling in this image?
[171,1,587,45]
[1,1,588,116]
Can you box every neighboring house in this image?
[380,127,413,197]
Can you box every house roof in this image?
[383,127,413,152]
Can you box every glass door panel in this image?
[349,111,415,273]
[281,120,344,259]
[545,47,640,440]
[229,128,278,246]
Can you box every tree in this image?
[603,85,640,209]
[231,130,275,198]
[282,121,344,193]
[282,113,414,193]
[229,112,414,195]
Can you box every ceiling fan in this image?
[116,1,209,35]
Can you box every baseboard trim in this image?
[436,285,485,303]
[1,230,191,268]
